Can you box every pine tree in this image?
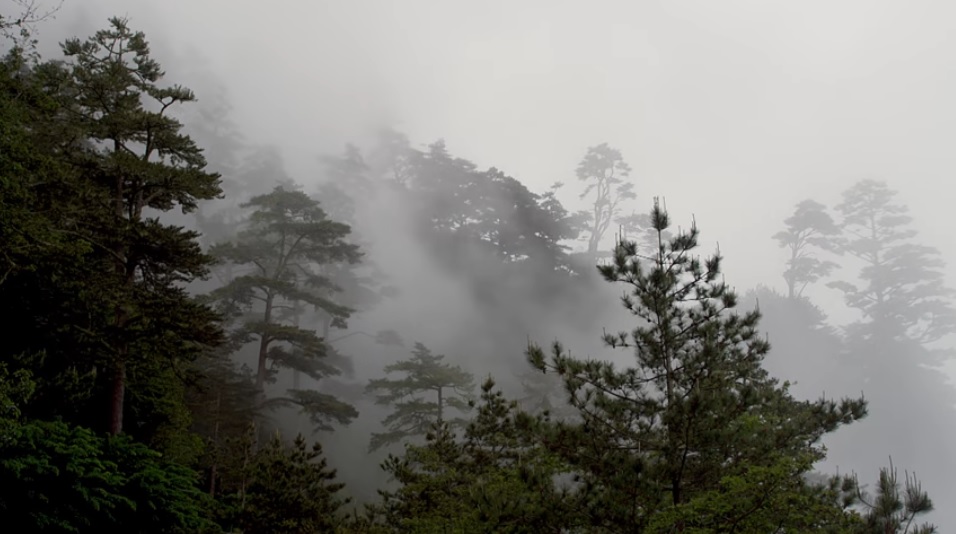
[59,17,224,435]
[374,378,579,532]
[774,199,840,298]
[851,460,936,533]
[366,342,475,451]
[210,185,362,430]
[0,18,224,439]
[528,199,866,530]
[238,432,349,534]
[822,179,956,520]
[827,179,956,350]
[575,143,635,255]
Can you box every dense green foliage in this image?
[0,15,945,533]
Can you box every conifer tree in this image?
[774,199,840,298]
[575,143,635,255]
[822,179,956,518]
[238,433,348,534]
[851,460,936,533]
[365,342,475,451]
[19,17,225,436]
[374,378,579,532]
[827,180,956,349]
[528,199,866,530]
[210,185,362,430]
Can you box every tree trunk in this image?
[109,359,126,434]
[209,391,222,497]
[108,157,129,435]
[437,387,444,423]
[255,295,274,391]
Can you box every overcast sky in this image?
[31,0,956,293]
[14,0,956,524]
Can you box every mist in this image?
[9,0,956,529]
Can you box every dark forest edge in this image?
[0,14,946,533]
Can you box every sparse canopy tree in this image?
[774,199,840,298]
[528,199,866,530]
[826,179,956,347]
[821,180,956,509]
[210,186,362,430]
[851,460,936,534]
[365,342,475,451]
[575,142,636,255]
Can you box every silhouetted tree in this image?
[575,143,635,255]
[366,342,474,451]
[821,179,956,520]
[827,180,956,348]
[774,199,840,298]
[210,186,361,430]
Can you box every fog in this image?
[17,0,956,527]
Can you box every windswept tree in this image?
[528,199,866,530]
[365,342,475,451]
[575,142,635,255]
[774,199,840,298]
[210,186,362,430]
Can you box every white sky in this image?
[37,0,956,288]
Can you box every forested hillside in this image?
[1,12,950,533]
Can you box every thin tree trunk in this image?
[109,359,126,434]
[209,391,222,497]
[108,151,129,435]
[255,295,274,391]
[437,387,444,423]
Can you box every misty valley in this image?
[3,4,956,534]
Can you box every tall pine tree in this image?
[0,17,224,438]
[528,199,866,530]
[210,186,362,430]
